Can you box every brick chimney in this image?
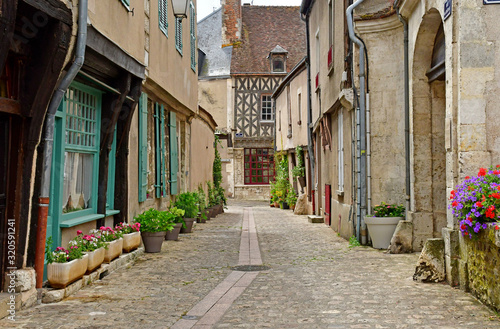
[221,0,242,46]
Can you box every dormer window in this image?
[272,58,285,72]
[268,45,288,73]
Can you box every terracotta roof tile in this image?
[231,6,306,74]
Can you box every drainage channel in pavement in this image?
[171,207,263,329]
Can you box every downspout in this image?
[301,10,316,208]
[395,1,410,216]
[346,0,367,244]
[36,0,88,293]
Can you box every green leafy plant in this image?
[197,184,207,211]
[45,236,84,264]
[286,188,298,206]
[212,135,226,205]
[349,235,361,248]
[70,230,106,252]
[274,152,291,205]
[174,192,199,218]
[168,206,186,228]
[134,208,172,232]
[372,202,405,217]
[207,181,216,207]
[291,146,305,178]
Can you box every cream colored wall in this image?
[87,0,145,63]
[189,118,215,191]
[147,0,198,113]
[199,79,229,128]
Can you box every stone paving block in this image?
[42,289,64,304]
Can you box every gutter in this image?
[36,0,88,294]
[300,1,316,208]
[395,0,411,216]
[347,0,367,244]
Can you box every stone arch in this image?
[411,8,447,251]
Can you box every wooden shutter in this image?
[190,2,196,70]
[138,93,148,202]
[176,18,183,54]
[154,103,161,198]
[159,0,168,36]
[160,104,167,197]
[169,112,178,195]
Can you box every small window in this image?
[261,95,273,121]
[272,58,284,72]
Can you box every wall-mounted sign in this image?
[484,0,500,4]
[235,132,243,137]
[444,0,452,20]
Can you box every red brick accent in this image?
[222,0,242,45]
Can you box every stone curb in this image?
[42,247,144,304]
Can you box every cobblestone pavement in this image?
[2,201,499,328]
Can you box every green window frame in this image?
[159,0,168,37]
[169,112,178,195]
[138,93,148,202]
[106,127,118,215]
[175,17,183,55]
[190,1,196,71]
[47,82,104,247]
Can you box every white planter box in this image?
[364,216,403,249]
[123,232,141,253]
[85,247,105,273]
[47,254,88,289]
[103,238,123,263]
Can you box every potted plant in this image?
[165,207,185,240]
[134,208,173,252]
[72,230,106,274]
[292,146,306,188]
[119,222,141,253]
[175,192,198,233]
[98,225,124,262]
[45,237,88,288]
[449,165,500,239]
[197,184,210,221]
[364,202,405,249]
[206,181,217,218]
[286,189,298,211]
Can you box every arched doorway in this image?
[411,9,447,251]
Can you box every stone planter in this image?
[180,218,196,233]
[85,248,104,274]
[165,223,182,241]
[141,231,166,253]
[364,215,403,249]
[103,238,123,263]
[47,254,88,289]
[123,231,141,253]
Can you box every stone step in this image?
[307,215,324,223]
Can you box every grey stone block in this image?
[42,289,64,304]
[389,220,413,254]
[307,215,324,224]
[413,238,445,283]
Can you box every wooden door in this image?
[325,184,331,226]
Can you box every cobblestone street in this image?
[2,201,499,328]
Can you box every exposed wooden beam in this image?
[0,0,18,74]
[0,98,21,115]
[22,0,72,26]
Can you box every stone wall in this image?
[460,225,500,312]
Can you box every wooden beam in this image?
[22,0,72,26]
[0,98,21,115]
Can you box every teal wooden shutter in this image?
[154,103,161,198]
[159,0,168,37]
[138,93,148,202]
[175,18,183,54]
[190,2,196,71]
[160,105,167,197]
[169,112,178,195]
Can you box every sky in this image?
[197,0,303,21]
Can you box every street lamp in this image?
[171,0,189,20]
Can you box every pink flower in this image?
[77,230,83,235]
[100,226,105,230]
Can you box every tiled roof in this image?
[231,6,306,74]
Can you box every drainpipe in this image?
[301,10,316,208]
[395,1,410,217]
[35,0,88,294]
[346,0,367,244]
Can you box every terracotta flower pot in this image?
[122,231,141,253]
[103,238,123,263]
[165,223,182,241]
[85,248,104,274]
[47,254,88,289]
[180,218,196,233]
[141,231,166,253]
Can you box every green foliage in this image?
[174,192,199,218]
[197,184,207,211]
[273,152,291,204]
[372,202,405,217]
[349,235,361,248]
[45,236,84,264]
[212,135,226,206]
[286,188,298,206]
[291,146,305,178]
[134,208,174,232]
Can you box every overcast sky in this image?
[197,0,303,21]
